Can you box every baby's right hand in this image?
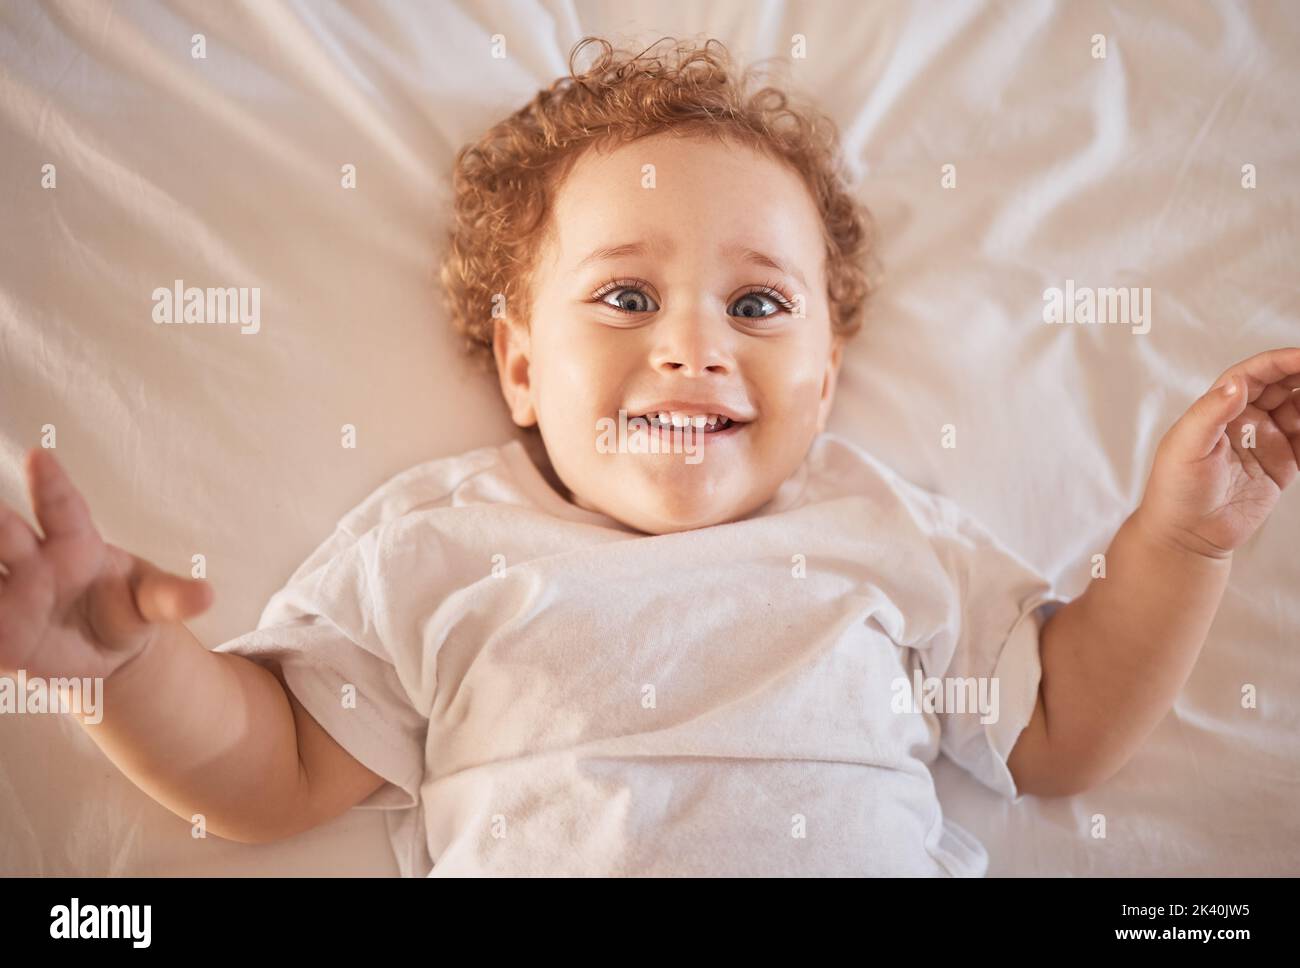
[0,449,212,682]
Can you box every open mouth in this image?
[633,412,748,437]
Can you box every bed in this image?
[1,0,1297,876]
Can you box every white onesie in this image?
[213,432,1063,876]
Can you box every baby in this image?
[2,37,1298,877]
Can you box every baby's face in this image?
[495,131,841,535]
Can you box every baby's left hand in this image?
[1138,347,1300,558]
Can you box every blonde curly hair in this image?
[439,35,876,373]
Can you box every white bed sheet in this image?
[1,0,1297,876]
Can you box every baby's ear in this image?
[493,318,537,427]
[828,335,844,377]
[816,336,844,432]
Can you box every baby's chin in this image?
[577,462,775,535]
[605,501,751,536]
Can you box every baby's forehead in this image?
[545,136,826,278]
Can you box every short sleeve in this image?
[211,523,428,812]
[914,494,1067,803]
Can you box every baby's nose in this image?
[650,307,735,376]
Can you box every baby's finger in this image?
[25,450,96,543]
[0,555,54,669]
[1263,390,1300,470]
[130,557,213,624]
[1252,373,1300,412]
[1164,375,1250,462]
[0,502,41,570]
[1213,347,1300,406]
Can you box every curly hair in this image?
[439,35,877,374]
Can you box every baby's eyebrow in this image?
[574,238,808,289]
[727,245,808,290]
[575,239,665,269]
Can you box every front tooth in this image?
[691,415,707,428]
[670,412,690,428]
[657,412,671,426]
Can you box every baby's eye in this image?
[729,289,789,319]
[599,287,659,314]
[592,280,793,319]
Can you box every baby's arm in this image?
[1010,347,1300,797]
[0,450,384,844]
[74,620,385,843]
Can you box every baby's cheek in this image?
[768,360,826,424]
